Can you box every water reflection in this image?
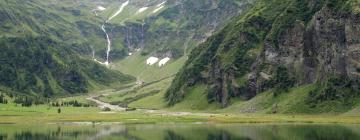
[0,123,359,140]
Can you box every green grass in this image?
[1,103,360,124]
[113,52,187,82]
[128,77,175,109]
[219,85,315,114]
[99,77,173,108]
[167,85,221,111]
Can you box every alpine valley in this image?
[0,0,360,139]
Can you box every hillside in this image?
[0,0,135,97]
[97,0,251,60]
[166,0,360,113]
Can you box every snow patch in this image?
[159,57,170,67]
[157,1,166,7]
[97,6,106,11]
[136,7,148,14]
[94,59,109,66]
[146,57,159,65]
[152,5,164,13]
[107,0,129,22]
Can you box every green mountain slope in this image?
[104,0,253,83]
[0,0,135,97]
[166,0,360,113]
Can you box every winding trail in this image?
[86,96,126,111]
[86,86,216,117]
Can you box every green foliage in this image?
[0,0,135,98]
[52,100,92,107]
[14,96,36,107]
[0,36,134,98]
[268,67,296,96]
[266,0,326,47]
[0,94,7,104]
[307,76,360,108]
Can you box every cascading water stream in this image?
[95,0,129,66]
[101,24,111,65]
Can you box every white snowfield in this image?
[152,5,164,13]
[136,7,149,14]
[97,6,106,11]
[107,0,129,22]
[159,57,170,67]
[146,57,159,65]
[157,1,166,7]
[152,1,166,13]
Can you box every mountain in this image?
[0,0,135,97]
[166,0,360,113]
[96,0,252,60]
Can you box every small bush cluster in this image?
[0,94,8,104]
[264,67,296,96]
[13,96,44,107]
[51,100,91,107]
[307,76,360,107]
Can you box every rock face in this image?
[264,7,360,84]
[166,0,360,107]
[107,0,252,59]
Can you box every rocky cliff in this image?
[166,0,360,110]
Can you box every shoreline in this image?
[1,110,360,125]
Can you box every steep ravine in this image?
[94,0,130,66]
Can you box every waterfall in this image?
[93,0,129,66]
[101,24,111,65]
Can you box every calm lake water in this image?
[0,123,359,140]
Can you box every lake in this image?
[0,123,359,140]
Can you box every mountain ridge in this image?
[166,0,360,113]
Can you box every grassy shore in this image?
[1,103,360,125]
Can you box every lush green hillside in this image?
[0,0,135,98]
[166,0,360,113]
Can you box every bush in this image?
[14,96,33,107]
[307,76,360,107]
[266,67,296,96]
[0,94,7,104]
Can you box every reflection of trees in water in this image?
[207,130,251,140]
[12,128,96,140]
[0,134,7,140]
[239,125,360,140]
[163,128,252,140]
[15,132,56,140]
[164,130,185,140]
[3,124,360,140]
[295,125,360,140]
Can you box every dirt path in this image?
[86,82,218,117]
[86,96,126,111]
